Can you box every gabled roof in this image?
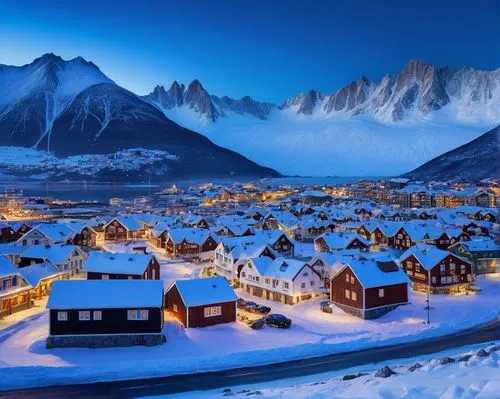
[458,239,499,252]
[173,276,237,307]
[317,232,368,250]
[400,244,470,270]
[247,257,308,281]
[20,244,80,264]
[27,223,75,242]
[18,262,63,287]
[341,260,409,289]
[84,251,154,275]
[47,280,164,309]
[112,215,143,231]
[168,228,215,245]
[0,255,19,278]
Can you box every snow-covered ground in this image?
[164,342,500,399]
[0,146,178,178]
[0,248,498,392]
[163,104,497,176]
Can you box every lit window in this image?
[173,304,178,312]
[378,288,385,298]
[345,289,350,299]
[127,310,149,321]
[345,273,350,282]
[57,311,68,321]
[204,306,222,318]
[93,311,102,321]
[351,291,357,301]
[350,276,354,284]
[102,274,109,280]
[79,311,91,321]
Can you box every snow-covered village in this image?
[1,1,499,397]
[0,178,498,397]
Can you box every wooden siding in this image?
[365,283,408,309]
[401,254,473,288]
[49,307,163,336]
[165,284,236,328]
[330,267,363,309]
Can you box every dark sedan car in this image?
[265,314,291,329]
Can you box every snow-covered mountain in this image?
[143,80,275,122]
[403,125,500,181]
[0,53,114,151]
[0,54,279,181]
[144,59,500,176]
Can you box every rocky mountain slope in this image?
[0,54,279,181]
[144,59,499,176]
[402,125,499,181]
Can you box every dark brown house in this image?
[72,226,102,248]
[165,276,237,328]
[400,245,473,294]
[165,228,218,259]
[46,279,165,348]
[330,260,409,319]
[0,224,16,243]
[84,252,160,280]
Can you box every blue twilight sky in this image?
[0,0,498,103]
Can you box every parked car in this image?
[265,314,291,329]
[248,318,265,330]
[252,305,271,315]
[237,298,248,309]
[245,301,258,311]
[320,300,333,314]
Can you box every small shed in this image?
[165,276,237,328]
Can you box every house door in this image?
[2,298,10,312]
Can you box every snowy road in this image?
[3,318,499,398]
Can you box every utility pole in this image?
[426,270,431,324]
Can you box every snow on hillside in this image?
[0,146,178,177]
[167,342,500,399]
[166,106,496,176]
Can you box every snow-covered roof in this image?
[400,244,470,270]
[317,232,368,250]
[0,243,27,256]
[29,223,75,242]
[459,239,500,252]
[248,257,308,280]
[344,260,410,289]
[47,280,164,309]
[107,215,143,231]
[0,255,19,278]
[18,262,63,287]
[84,251,154,275]
[168,228,215,244]
[173,276,237,307]
[20,244,80,264]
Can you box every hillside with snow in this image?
[0,54,279,181]
[144,59,500,177]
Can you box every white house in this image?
[240,257,321,305]
[17,224,75,247]
[214,237,275,282]
[19,244,88,275]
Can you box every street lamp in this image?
[426,269,431,324]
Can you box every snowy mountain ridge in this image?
[142,59,499,177]
[144,59,500,124]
